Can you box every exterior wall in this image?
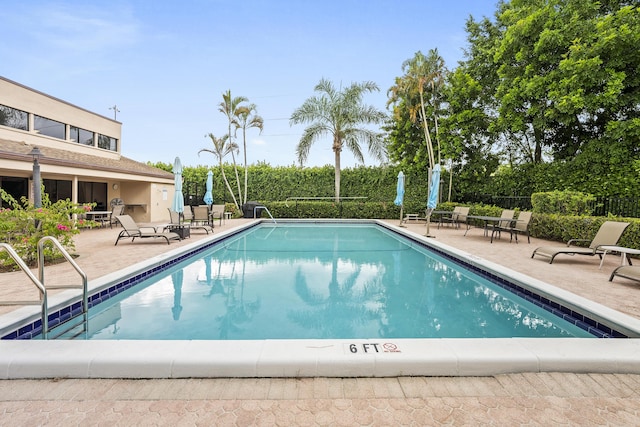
[0,77,175,223]
[0,77,121,159]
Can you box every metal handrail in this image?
[0,243,48,337]
[254,205,277,224]
[38,236,88,339]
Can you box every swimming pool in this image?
[1,219,640,378]
[67,223,593,340]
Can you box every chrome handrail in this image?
[0,243,48,337]
[38,236,89,339]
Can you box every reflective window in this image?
[0,104,28,130]
[43,179,72,202]
[34,115,65,139]
[70,126,94,146]
[98,134,117,151]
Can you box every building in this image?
[0,76,175,223]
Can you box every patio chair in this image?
[210,204,226,226]
[114,214,180,245]
[165,209,191,239]
[439,206,469,229]
[531,221,630,264]
[192,205,214,233]
[488,209,515,243]
[609,265,640,284]
[109,204,126,228]
[490,210,531,244]
[509,211,533,243]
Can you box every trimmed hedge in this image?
[257,200,640,250]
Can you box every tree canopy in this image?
[386,0,640,198]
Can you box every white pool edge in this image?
[1,219,640,379]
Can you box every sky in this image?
[1,0,498,169]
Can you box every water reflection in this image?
[84,225,592,339]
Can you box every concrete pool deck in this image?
[1,218,639,423]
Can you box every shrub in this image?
[0,189,94,269]
[531,190,595,215]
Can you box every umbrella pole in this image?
[399,205,405,227]
[425,209,435,238]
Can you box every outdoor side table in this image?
[168,225,190,240]
[598,245,640,269]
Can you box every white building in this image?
[0,76,175,223]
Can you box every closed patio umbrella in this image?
[425,164,441,237]
[203,170,213,206]
[394,171,405,226]
[172,157,184,220]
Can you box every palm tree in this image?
[388,49,445,170]
[290,78,387,202]
[199,133,240,210]
[235,104,264,205]
[219,90,248,206]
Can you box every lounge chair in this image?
[609,265,640,284]
[531,221,630,264]
[114,215,180,245]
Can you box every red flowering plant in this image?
[0,188,96,270]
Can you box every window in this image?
[70,126,94,146]
[78,181,107,211]
[0,104,28,130]
[43,179,72,203]
[98,134,117,151]
[34,115,65,139]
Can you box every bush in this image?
[0,189,94,269]
[531,190,595,215]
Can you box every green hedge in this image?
[256,201,640,250]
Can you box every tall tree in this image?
[219,90,248,205]
[387,50,446,170]
[235,104,264,205]
[199,133,240,209]
[290,78,387,202]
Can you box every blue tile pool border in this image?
[2,221,627,339]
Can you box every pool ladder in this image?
[254,205,277,224]
[0,237,88,339]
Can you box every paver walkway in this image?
[1,218,639,425]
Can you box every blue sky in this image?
[1,1,498,169]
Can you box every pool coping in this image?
[1,219,640,379]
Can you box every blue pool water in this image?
[72,223,594,340]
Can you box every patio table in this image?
[85,211,113,228]
[464,215,516,242]
[598,245,640,269]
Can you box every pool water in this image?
[75,224,593,340]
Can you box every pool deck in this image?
[1,218,639,424]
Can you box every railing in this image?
[0,237,88,340]
[38,236,89,339]
[255,205,277,224]
[0,243,48,337]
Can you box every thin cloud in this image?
[29,4,140,53]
